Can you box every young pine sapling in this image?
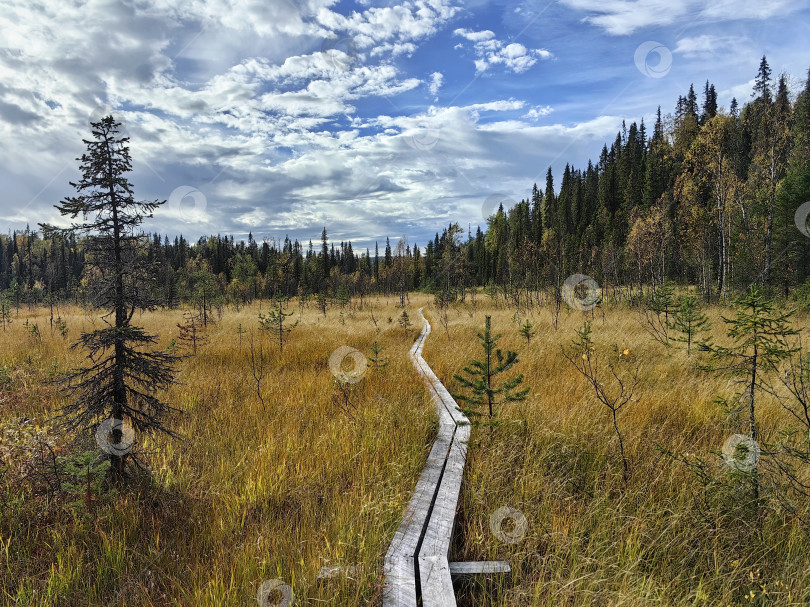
[671,294,711,355]
[259,297,298,352]
[519,318,536,346]
[643,282,678,347]
[368,340,389,370]
[453,315,529,421]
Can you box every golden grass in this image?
[3,292,810,606]
[422,298,810,607]
[0,296,434,606]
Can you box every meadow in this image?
[2,291,810,606]
[1,296,434,606]
[425,294,810,607]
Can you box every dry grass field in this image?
[2,291,810,606]
[0,296,434,606]
[424,295,810,607]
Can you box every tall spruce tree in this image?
[41,115,181,482]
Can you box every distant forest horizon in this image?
[2,56,810,308]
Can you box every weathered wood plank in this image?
[382,561,418,607]
[449,561,511,576]
[418,555,456,607]
[384,307,472,607]
[384,431,452,559]
[419,427,469,558]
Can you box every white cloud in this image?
[721,78,757,104]
[453,28,496,42]
[466,100,525,112]
[453,28,552,73]
[560,0,802,36]
[673,34,746,58]
[428,72,444,96]
[523,105,554,120]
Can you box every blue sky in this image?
[1,0,808,252]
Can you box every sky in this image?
[1,0,809,252]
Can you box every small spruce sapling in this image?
[368,340,389,370]
[453,315,529,420]
[398,309,412,330]
[177,311,207,355]
[259,296,298,352]
[698,287,798,502]
[643,283,678,347]
[24,319,41,343]
[671,294,711,355]
[519,318,536,346]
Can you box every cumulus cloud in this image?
[4,0,792,250]
[453,28,551,73]
[523,105,554,120]
[428,72,444,96]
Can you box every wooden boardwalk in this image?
[383,307,471,607]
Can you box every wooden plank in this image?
[419,427,469,558]
[383,423,453,607]
[384,430,452,558]
[382,560,418,607]
[418,556,456,607]
[449,561,511,576]
[384,307,473,607]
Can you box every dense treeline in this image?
[2,57,809,311]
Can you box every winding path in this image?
[383,307,471,607]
